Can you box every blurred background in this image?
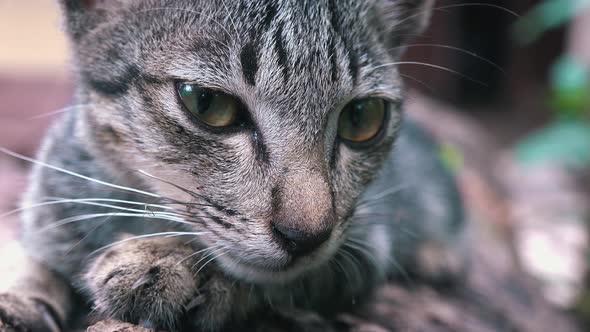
[0,0,589,328]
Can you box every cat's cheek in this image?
[135,163,201,203]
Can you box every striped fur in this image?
[0,1,466,331]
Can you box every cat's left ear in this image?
[59,0,135,40]
[379,0,435,55]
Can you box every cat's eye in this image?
[177,83,244,128]
[338,98,388,145]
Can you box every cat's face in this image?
[62,0,432,283]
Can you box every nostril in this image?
[272,223,332,257]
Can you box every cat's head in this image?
[60,0,433,283]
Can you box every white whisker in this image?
[0,147,160,198]
[356,185,407,208]
[175,244,222,267]
[137,169,201,199]
[29,104,94,120]
[194,249,229,276]
[37,212,190,234]
[390,43,505,74]
[343,241,378,269]
[395,3,519,32]
[191,246,227,270]
[1,197,177,220]
[400,73,435,92]
[367,61,487,86]
[90,232,209,256]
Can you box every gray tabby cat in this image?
[0,0,466,331]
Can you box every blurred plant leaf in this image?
[549,55,590,117]
[515,119,590,167]
[513,0,590,45]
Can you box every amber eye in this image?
[177,83,243,128]
[338,98,388,145]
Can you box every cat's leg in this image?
[83,237,242,332]
[0,243,73,332]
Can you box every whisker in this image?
[363,185,407,202]
[350,213,394,219]
[191,246,227,270]
[331,255,353,291]
[389,255,413,285]
[338,248,363,287]
[137,169,203,200]
[37,212,191,234]
[395,3,519,31]
[64,219,110,256]
[1,197,176,219]
[175,244,222,267]
[348,237,412,284]
[0,147,160,199]
[343,241,379,269]
[356,185,407,208]
[368,61,488,86]
[89,232,209,256]
[29,104,94,120]
[194,249,229,276]
[391,43,506,74]
[435,3,519,18]
[41,198,183,218]
[400,74,435,93]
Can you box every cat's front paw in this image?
[0,293,61,332]
[84,238,200,331]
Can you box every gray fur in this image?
[0,1,465,331]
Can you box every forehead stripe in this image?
[273,22,289,83]
[240,42,259,86]
[328,35,338,82]
[327,0,359,85]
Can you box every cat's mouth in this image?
[215,228,345,284]
[217,254,322,284]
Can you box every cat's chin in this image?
[216,243,341,285]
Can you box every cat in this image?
[0,0,466,331]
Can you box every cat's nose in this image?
[272,222,332,257]
[270,167,334,257]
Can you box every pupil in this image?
[197,90,213,114]
[350,103,364,128]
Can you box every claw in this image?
[132,274,155,290]
[132,266,161,290]
[34,301,62,332]
[185,295,206,311]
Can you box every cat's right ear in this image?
[59,0,132,40]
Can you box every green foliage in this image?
[513,2,590,168]
[549,55,590,119]
[515,119,590,167]
[513,0,590,45]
